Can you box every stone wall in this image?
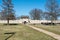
[0,19,60,24]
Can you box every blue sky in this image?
[0,0,60,17]
[13,0,46,17]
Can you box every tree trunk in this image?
[7,18,9,25]
[51,20,53,25]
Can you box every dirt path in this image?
[27,25,60,40]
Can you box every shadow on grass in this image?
[41,22,60,26]
[4,23,19,25]
[4,32,16,40]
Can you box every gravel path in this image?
[27,25,60,40]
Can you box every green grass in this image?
[32,24,60,35]
[0,24,56,40]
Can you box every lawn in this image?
[0,24,56,40]
[32,24,60,35]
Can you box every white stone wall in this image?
[0,20,7,23]
[0,19,60,24]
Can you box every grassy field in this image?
[0,24,56,40]
[32,24,60,35]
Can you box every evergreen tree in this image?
[2,0,16,24]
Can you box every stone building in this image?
[20,16,30,23]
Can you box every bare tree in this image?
[2,0,15,24]
[29,8,43,20]
[0,10,7,20]
[46,0,60,24]
[43,12,50,20]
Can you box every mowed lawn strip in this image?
[32,24,60,35]
[0,24,57,40]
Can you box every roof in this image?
[21,16,29,19]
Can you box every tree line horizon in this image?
[0,0,60,24]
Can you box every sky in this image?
[0,0,60,17]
